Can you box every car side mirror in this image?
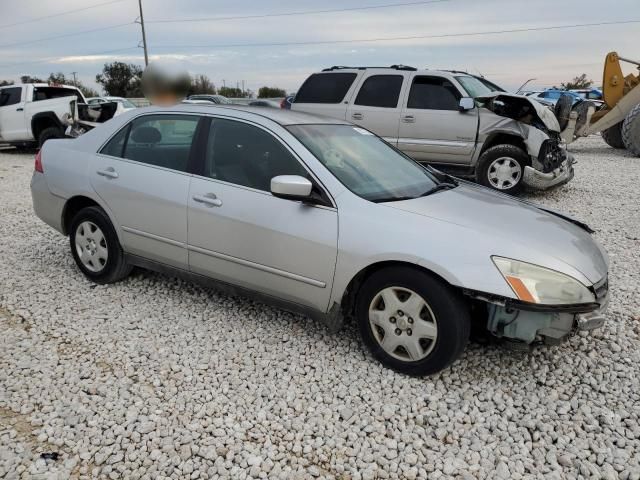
[271,175,313,201]
[459,97,475,112]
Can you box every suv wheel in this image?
[356,266,470,376]
[38,126,64,147]
[476,144,529,194]
[69,206,131,284]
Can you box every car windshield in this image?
[456,76,495,97]
[287,124,442,202]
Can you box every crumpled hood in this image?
[384,183,608,284]
[477,92,561,132]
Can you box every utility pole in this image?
[71,72,78,87]
[137,0,149,66]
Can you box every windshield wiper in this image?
[417,182,457,197]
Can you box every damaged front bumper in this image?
[484,274,609,345]
[522,155,575,190]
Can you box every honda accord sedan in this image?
[31,105,609,375]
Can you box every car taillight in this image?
[280,98,286,109]
[35,150,43,173]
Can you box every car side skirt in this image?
[124,253,331,326]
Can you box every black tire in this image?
[69,206,131,284]
[622,103,640,156]
[38,126,64,147]
[601,122,625,149]
[476,144,529,195]
[356,266,470,376]
[554,94,574,131]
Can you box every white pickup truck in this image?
[0,83,117,147]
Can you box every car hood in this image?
[383,183,608,284]
[477,92,561,132]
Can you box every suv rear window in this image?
[295,73,357,104]
[354,75,404,108]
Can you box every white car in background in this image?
[87,97,137,116]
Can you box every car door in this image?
[91,113,201,269]
[346,73,407,145]
[0,86,26,141]
[187,117,338,312]
[397,75,479,164]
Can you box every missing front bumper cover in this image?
[523,156,575,190]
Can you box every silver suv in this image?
[292,66,574,194]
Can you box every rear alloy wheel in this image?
[477,144,529,194]
[69,206,132,284]
[356,266,470,376]
[601,122,625,149]
[622,103,640,156]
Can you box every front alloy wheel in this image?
[368,287,438,361]
[356,266,470,376]
[487,157,522,191]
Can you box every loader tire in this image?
[622,103,640,157]
[601,122,625,149]
[554,94,573,131]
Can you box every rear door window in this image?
[0,87,22,107]
[407,76,461,111]
[354,75,404,108]
[100,114,200,173]
[295,73,357,104]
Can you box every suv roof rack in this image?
[321,64,417,72]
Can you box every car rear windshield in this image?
[295,73,357,104]
[287,124,440,203]
[33,87,82,102]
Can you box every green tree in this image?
[21,75,44,83]
[47,72,100,98]
[0,79,13,86]
[258,86,287,98]
[218,86,247,98]
[561,74,593,90]
[190,74,216,95]
[96,62,143,97]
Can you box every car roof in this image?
[315,66,466,77]
[143,104,350,126]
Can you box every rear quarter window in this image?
[295,73,357,104]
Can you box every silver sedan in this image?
[31,105,609,375]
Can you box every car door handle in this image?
[16,107,23,112]
[351,112,363,120]
[193,193,223,207]
[96,168,119,179]
[402,115,415,123]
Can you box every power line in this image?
[147,0,450,24]
[149,19,640,50]
[0,23,134,48]
[0,0,129,29]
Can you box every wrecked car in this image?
[31,105,609,375]
[291,66,574,194]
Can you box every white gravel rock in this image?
[1,137,639,479]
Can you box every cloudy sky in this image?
[1,0,638,94]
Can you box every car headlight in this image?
[492,257,595,305]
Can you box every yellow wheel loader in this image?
[569,52,640,155]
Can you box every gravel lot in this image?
[1,136,639,480]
